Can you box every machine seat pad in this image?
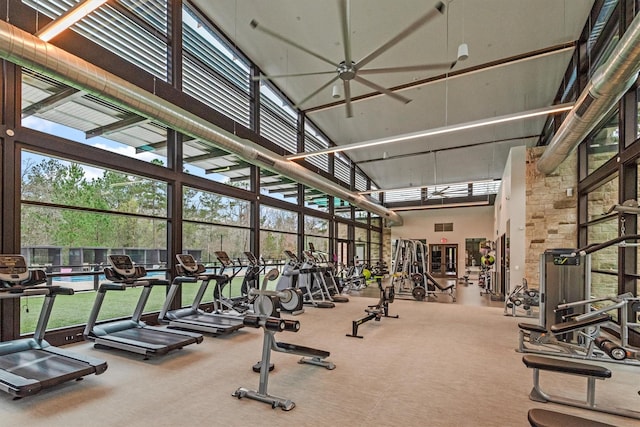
[549,313,611,334]
[433,282,455,291]
[276,341,330,358]
[518,323,547,333]
[522,355,611,378]
[527,408,617,427]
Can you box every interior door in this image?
[429,244,442,276]
[444,244,458,278]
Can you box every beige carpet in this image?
[1,285,638,427]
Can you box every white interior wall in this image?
[494,146,526,293]
[390,206,495,275]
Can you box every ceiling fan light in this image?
[332,84,341,99]
[457,43,469,61]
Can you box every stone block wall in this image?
[525,147,578,288]
[382,227,392,267]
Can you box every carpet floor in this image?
[1,283,638,426]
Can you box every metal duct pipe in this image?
[0,20,403,226]
[537,12,640,174]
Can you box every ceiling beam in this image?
[136,140,167,153]
[183,148,232,162]
[355,135,538,165]
[86,114,149,138]
[205,161,250,174]
[304,41,576,114]
[21,87,84,118]
[230,169,278,183]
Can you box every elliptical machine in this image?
[276,250,334,309]
[213,251,251,314]
[241,251,264,297]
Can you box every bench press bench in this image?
[527,408,617,427]
[522,355,640,420]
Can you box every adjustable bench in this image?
[424,272,456,302]
[527,408,617,427]
[522,355,639,420]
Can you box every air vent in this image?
[256,154,276,167]
[434,222,453,232]
[574,93,595,118]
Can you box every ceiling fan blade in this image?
[355,1,445,69]
[294,75,341,108]
[354,75,411,104]
[250,19,338,68]
[343,80,353,118]
[252,70,336,81]
[338,0,352,65]
[358,62,452,75]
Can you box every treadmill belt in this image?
[109,328,198,351]
[184,314,243,327]
[0,349,96,390]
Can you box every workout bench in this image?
[522,355,640,420]
[527,408,617,427]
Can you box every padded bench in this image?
[522,355,639,420]
[550,314,611,334]
[527,408,617,427]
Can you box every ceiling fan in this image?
[423,185,469,200]
[250,0,468,118]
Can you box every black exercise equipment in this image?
[213,251,250,314]
[347,263,398,338]
[157,254,245,335]
[0,255,108,398]
[233,269,335,411]
[522,355,640,420]
[241,251,264,297]
[84,254,203,359]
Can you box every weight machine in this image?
[518,234,640,365]
[504,278,539,318]
[392,239,455,302]
[391,239,429,300]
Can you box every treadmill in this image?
[157,254,244,336]
[0,255,108,398]
[83,254,203,359]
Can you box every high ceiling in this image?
[191,0,594,194]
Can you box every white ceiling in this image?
[191,0,594,191]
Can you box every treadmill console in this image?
[303,250,316,262]
[107,255,135,277]
[284,250,299,262]
[244,251,258,266]
[0,255,29,283]
[214,251,232,266]
[176,254,198,273]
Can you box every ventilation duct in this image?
[537,12,640,174]
[0,20,402,225]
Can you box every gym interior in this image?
[0,1,639,426]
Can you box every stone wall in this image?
[525,147,578,288]
[382,227,392,268]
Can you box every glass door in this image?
[430,245,442,276]
[444,245,458,277]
